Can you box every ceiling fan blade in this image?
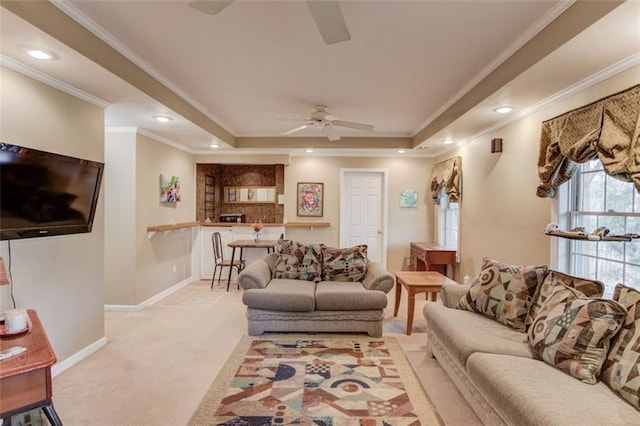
[282,123,314,136]
[306,0,351,45]
[323,124,341,141]
[331,120,374,133]
[189,0,235,15]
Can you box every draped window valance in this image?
[430,156,461,204]
[537,84,640,198]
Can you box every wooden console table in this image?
[0,309,62,425]
[410,242,457,281]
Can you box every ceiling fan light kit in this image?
[279,105,374,141]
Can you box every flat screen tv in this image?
[0,142,104,240]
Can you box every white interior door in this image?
[340,170,387,266]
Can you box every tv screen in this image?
[0,142,104,240]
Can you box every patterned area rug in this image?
[189,335,442,425]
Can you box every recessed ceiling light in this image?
[305,148,314,153]
[153,115,172,123]
[27,49,53,60]
[494,106,513,114]
[210,143,219,149]
[397,149,406,154]
[442,139,454,145]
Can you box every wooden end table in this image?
[0,309,62,425]
[394,271,458,335]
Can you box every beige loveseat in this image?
[237,244,395,337]
[423,260,640,425]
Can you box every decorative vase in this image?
[253,232,262,242]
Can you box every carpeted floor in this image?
[50,280,481,425]
[189,335,443,425]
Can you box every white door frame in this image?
[339,168,389,268]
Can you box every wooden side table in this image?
[0,309,62,425]
[394,271,458,335]
[409,242,457,281]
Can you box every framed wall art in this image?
[400,189,418,208]
[297,182,323,217]
[160,174,181,203]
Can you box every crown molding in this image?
[0,54,110,108]
[105,126,196,154]
[413,0,575,134]
[466,51,640,143]
[52,0,233,134]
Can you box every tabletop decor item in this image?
[251,220,263,241]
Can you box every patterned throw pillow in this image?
[601,283,640,409]
[527,270,604,328]
[527,281,626,384]
[321,245,368,282]
[272,241,322,282]
[456,258,547,332]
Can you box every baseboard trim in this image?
[104,277,194,312]
[52,336,107,377]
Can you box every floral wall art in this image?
[160,174,181,203]
[297,182,323,217]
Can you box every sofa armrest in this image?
[362,262,394,293]
[440,283,469,308]
[238,259,272,290]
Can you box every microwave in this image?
[219,214,246,223]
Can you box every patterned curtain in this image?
[430,156,461,204]
[537,84,640,198]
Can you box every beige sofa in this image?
[237,252,395,337]
[423,282,640,425]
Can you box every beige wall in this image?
[135,133,196,303]
[0,66,105,361]
[104,131,137,305]
[438,64,640,281]
[282,156,435,271]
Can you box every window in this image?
[563,159,640,297]
[438,188,459,250]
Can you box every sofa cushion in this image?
[456,258,547,332]
[527,270,604,328]
[273,241,323,282]
[242,279,316,312]
[315,281,387,311]
[467,352,640,426]
[602,283,640,410]
[423,302,535,370]
[527,281,626,384]
[321,244,368,282]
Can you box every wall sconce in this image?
[491,138,503,153]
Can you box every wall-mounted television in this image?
[0,142,104,240]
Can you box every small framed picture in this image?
[400,190,418,208]
[297,182,324,217]
[160,174,181,203]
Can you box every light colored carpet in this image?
[189,335,443,425]
[51,280,481,425]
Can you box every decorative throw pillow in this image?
[527,281,626,384]
[321,245,368,282]
[527,270,604,328]
[272,241,322,282]
[456,258,547,332]
[601,283,640,410]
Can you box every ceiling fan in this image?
[189,0,351,45]
[279,105,374,141]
